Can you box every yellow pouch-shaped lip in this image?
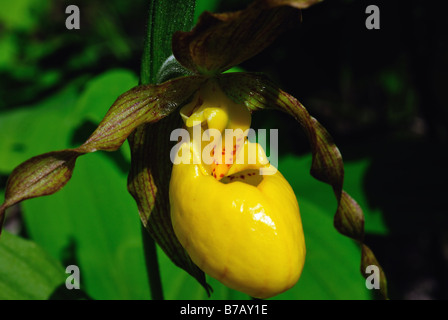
[169,141,306,299]
[170,79,305,298]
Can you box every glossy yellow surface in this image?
[169,81,305,298]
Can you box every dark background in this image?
[247,0,448,300]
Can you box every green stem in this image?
[139,0,196,300]
[141,225,164,300]
[140,1,196,85]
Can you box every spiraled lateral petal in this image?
[0,76,203,235]
[217,72,388,299]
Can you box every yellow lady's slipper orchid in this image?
[0,0,388,300]
[169,80,306,298]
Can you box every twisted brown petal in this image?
[172,0,322,75]
[0,76,203,235]
[217,72,388,299]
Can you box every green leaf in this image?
[157,245,249,300]
[342,159,388,235]
[275,154,388,235]
[274,154,371,299]
[194,0,220,22]
[22,152,150,299]
[141,1,197,85]
[74,69,139,124]
[0,0,49,31]
[276,197,370,299]
[8,70,161,299]
[0,84,81,173]
[0,231,66,300]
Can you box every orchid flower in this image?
[0,0,387,298]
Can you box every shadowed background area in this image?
[0,0,447,299]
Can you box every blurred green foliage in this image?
[0,231,66,299]
[1,0,447,300]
